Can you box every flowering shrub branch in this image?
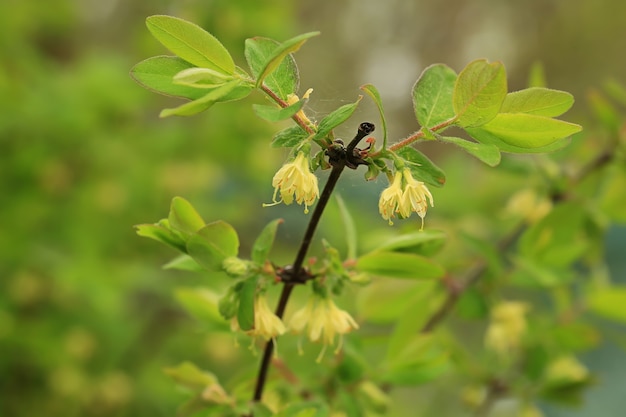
[129,14,626,417]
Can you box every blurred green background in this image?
[2,0,625,416]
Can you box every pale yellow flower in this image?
[378,170,404,225]
[266,152,319,213]
[399,168,434,230]
[288,295,359,362]
[248,295,286,341]
[485,301,529,356]
[545,356,589,382]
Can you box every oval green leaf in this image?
[146,15,234,74]
[252,99,305,122]
[130,56,207,99]
[500,87,574,117]
[587,286,626,323]
[271,125,309,148]
[453,59,507,127]
[375,229,447,257]
[356,252,445,279]
[186,221,239,271]
[413,64,457,128]
[237,277,258,331]
[251,219,283,264]
[480,113,582,148]
[438,136,501,166]
[168,196,205,235]
[465,126,571,154]
[159,80,241,117]
[396,146,446,187]
[245,37,299,100]
[135,222,186,253]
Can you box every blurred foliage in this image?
[1,1,625,417]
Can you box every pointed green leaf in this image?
[501,87,574,117]
[465,126,571,153]
[163,361,218,390]
[313,97,363,142]
[396,146,446,187]
[159,80,240,117]
[237,276,258,331]
[245,37,299,99]
[130,56,208,99]
[146,15,234,74]
[438,136,501,166]
[380,335,450,386]
[186,221,239,271]
[252,99,304,122]
[251,219,283,264]
[173,67,234,88]
[453,59,507,127]
[479,113,582,148]
[168,197,205,235]
[587,286,626,323]
[163,254,203,271]
[356,252,445,279]
[253,32,319,88]
[175,287,226,326]
[135,221,186,253]
[271,125,309,148]
[335,194,358,259]
[413,64,457,128]
[356,280,432,324]
[361,83,389,149]
[376,229,447,257]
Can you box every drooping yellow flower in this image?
[484,301,529,356]
[288,295,359,362]
[378,170,404,225]
[286,88,314,126]
[267,152,319,213]
[248,295,286,341]
[399,168,434,230]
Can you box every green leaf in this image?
[237,277,258,331]
[135,221,186,253]
[356,252,445,279]
[252,99,304,122]
[453,59,507,127]
[175,287,226,326]
[251,219,283,264]
[276,402,329,417]
[380,335,450,386]
[168,197,205,235]
[478,113,582,148]
[413,64,457,128]
[173,67,234,88]
[375,229,447,257]
[356,280,434,324]
[146,15,234,74]
[163,361,218,390]
[163,254,203,271]
[587,286,626,323]
[159,80,240,117]
[245,37,299,99]
[271,125,309,148]
[313,97,363,142]
[130,56,207,99]
[438,136,501,166]
[396,146,446,187]
[252,32,319,88]
[500,87,574,117]
[361,83,389,149]
[518,202,588,267]
[186,221,239,271]
[335,194,357,259]
[465,126,571,154]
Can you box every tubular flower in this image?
[288,295,359,362]
[267,152,319,213]
[399,168,434,230]
[248,295,286,341]
[378,170,404,225]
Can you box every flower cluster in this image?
[484,301,529,356]
[288,295,359,362]
[266,151,319,213]
[379,168,434,228]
